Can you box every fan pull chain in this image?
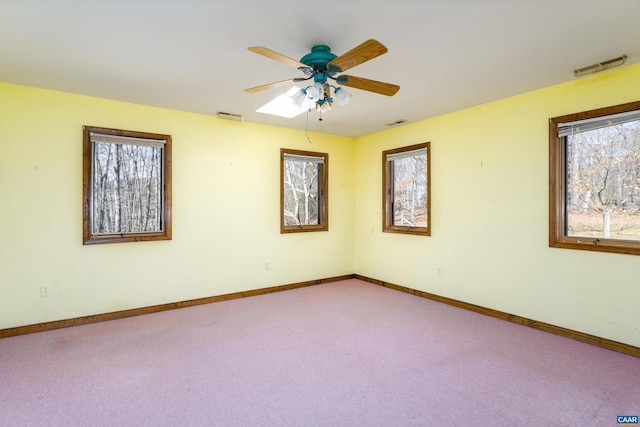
[305,109,313,144]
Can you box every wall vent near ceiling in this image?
[217,112,244,122]
[386,119,408,127]
[573,55,628,77]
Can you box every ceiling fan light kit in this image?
[245,39,399,118]
[289,83,351,113]
[334,87,351,105]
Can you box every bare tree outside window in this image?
[93,141,163,234]
[392,154,428,227]
[566,122,640,240]
[383,143,431,236]
[280,149,328,233]
[549,101,640,255]
[83,126,172,245]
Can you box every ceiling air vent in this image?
[386,119,408,127]
[216,112,244,122]
[573,55,628,77]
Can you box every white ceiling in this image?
[1,0,639,138]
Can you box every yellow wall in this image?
[0,82,354,328]
[2,64,640,347]
[354,63,640,347]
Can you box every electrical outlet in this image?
[436,266,443,276]
[264,261,270,270]
[40,285,50,297]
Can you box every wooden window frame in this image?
[82,125,172,245]
[280,148,328,233]
[549,100,640,255]
[382,142,431,236]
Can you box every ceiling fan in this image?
[244,39,400,113]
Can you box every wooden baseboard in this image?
[0,274,355,339]
[2,273,637,358]
[354,274,639,358]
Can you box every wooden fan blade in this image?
[248,46,305,69]
[328,39,388,72]
[340,75,400,96]
[244,79,295,93]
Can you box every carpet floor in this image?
[1,279,638,426]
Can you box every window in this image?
[549,100,640,255]
[82,126,172,245]
[383,142,430,235]
[280,148,328,233]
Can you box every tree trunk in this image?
[603,209,611,238]
[302,162,310,224]
[284,163,300,225]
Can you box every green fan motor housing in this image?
[300,45,337,69]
